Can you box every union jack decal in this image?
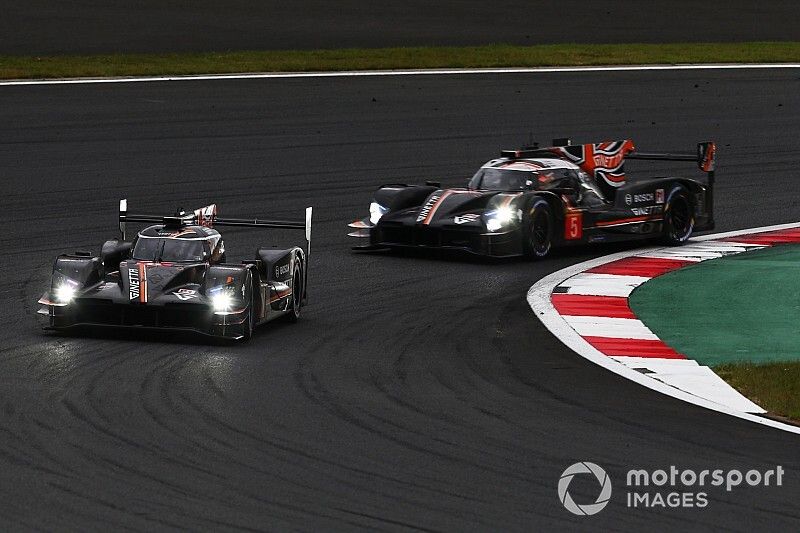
[549,140,635,189]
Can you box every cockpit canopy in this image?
[468,158,609,207]
[469,159,582,192]
[132,237,207,262]
[131,225,222,262]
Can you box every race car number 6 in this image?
[565,212,582,240]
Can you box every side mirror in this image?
[101,239,132,272]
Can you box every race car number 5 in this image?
[565,212,582,240]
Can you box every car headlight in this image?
[211,292,234,313]
[369,202,389,224]
[53,282,77,304]
[484,206,518,232]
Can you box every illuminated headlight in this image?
[369,202,389,224]
[54,283,77,304]
[211,292,234,313]
[484,206,518,232]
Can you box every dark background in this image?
[1,0,799,55]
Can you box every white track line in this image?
[563,316,658,340]
[556,273,650,297]
[528,222,800,435]
[2,63,800,87]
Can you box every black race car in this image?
[37,201,312,341]
[349,138,716,258]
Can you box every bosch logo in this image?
[624,194,632,205]
[558,462,612,516]
[275,264,290,277]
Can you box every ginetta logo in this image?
[592,153,624,169]
[416,194,441,223]
[128,268,140,300]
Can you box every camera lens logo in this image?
[558,462,612,516]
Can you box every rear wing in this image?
[118,199,313,287]
[627,141,716,176]
[501,139,716,177]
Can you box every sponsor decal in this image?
[174,288,198,301]
[626,192,655,205]
[194,204,217,227]
[550,140,635,189]
[655,188,665,204]
[631,206,659,216]
[416,193,442,223]
[699,142,716,172]
[275,264,290,277]
[128,268,140,300]
[454,214,481,224]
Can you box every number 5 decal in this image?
[565,212,582,240]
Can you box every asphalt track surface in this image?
[1,69,799,530]
[2,1,800,55]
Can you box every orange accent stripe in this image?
[269,289,292,303]
[422,190,454,225]
[139,263,147,303]
[594,215,660,228]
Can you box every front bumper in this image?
[38,299,248,340]
[359,223,524,257]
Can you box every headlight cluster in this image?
[484,206,520,232]
[211,291,234,313]
[53,281,77,303]
[369,201,388,224]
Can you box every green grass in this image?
[2,42,800,79]
[716,362,800,422]
[629,246,800,367]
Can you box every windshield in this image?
[470,168,542,191]
[132,237,206,262]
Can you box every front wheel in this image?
[523,200,553,259]
[662,187,694,246]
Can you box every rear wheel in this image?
[662,187,694,245]
[287,263,302,322]
[523,200,553,259]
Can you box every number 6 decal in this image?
[565,211,582,240]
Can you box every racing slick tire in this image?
[661,186,694,246]
[287,263,302,323]
[523,199,554,259]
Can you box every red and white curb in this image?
[528,222,800,435]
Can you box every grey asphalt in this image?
[1,1,800,55]
[1,69,799,530]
